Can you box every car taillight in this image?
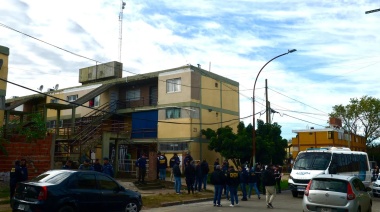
[38,186,48,201]
[304,180,312,196]
[347,183,355,200]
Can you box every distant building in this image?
[291,118,367,158]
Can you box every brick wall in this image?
[0,135,53,180]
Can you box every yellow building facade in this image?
[291,128,367,158]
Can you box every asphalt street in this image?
[142,190,380,212]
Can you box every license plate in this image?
[17,204,29,211]
[297,187,305,191]
[321,208,331,212]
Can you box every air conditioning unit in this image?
[47,88,55,92]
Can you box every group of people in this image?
[63,157,114,177]
[211,159,283,208]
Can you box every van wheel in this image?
[292,191,298,197]
[125,200,139,212]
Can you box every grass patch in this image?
[142,191,213,209]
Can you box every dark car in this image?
[11,169,142,212]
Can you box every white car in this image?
[302,174,372,212]
[372,175,380,197]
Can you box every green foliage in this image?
[329,96,380,145]
[203,121,287,167]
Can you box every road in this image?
[142,190,380,212]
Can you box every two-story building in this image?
[291,118,367,158]
[4,61,239,177]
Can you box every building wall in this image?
[291,130,367,158]
[0,45,9,127]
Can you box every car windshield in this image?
[311,178,347,193]
[293,152,331,170]
[30,172,72,184]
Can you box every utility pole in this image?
[265,79,270,124]
[118,1,126,62]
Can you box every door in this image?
[68,173,102,211]
[98,174,126,211]
[149,86,157,106]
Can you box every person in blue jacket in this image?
[102,157,114,177]
[136,154,147,184]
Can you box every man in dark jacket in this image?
[195,161,203,192]
[201,159,209,190]
[239,165,249,201]
[169,153,180,181]
[184,160,196,194]
[157,152,168,181]
[136,154,147,184]
[226,166,240,207]
[173,161,182,194]
[210,165,226,207]
[262,164,276,208]
[20,159,28,181]
[10,161,22,202]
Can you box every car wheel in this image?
[125,200,139,212]
[291,190,298,197]
[373,193,378,197]
[58,205,75,212]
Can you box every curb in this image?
[161,197,214,207]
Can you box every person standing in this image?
[20,159,28,181]
[213,158,220,171]
[226,166,240,207]
[210,165,226,207]
[102,157,114,177]
[248,164,260,199]
[173,160,182,194]
[136,154,147,184]
[262,164,276,208]
[9,161,22,202]
[274,165,282,194]
[93,159,102,172]
[78,159,94,171]
[201,159,209,190]
[169,153,180,181]
[62,160,73,169]
[239,165,248,201]
[222,160,229,197]
[183,152,193,168]
[184,160,196,194]
[157,152,168,181]
[195,161,203,192]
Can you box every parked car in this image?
[11,169,142,212]
[302,174,372,212]
[372,175,380,197]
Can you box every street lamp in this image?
[252,49,297,164]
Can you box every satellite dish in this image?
[38,85,43,91]
[54,84,59,90]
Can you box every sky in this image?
[1,0,380,140]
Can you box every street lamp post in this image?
[252,49,297,164]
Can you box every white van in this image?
[288,147,371,197]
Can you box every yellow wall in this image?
[0,45,9,127]
[158,68,192,105]
[291,130,367,158]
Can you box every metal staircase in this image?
[54,101,122,163]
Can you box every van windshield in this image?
[293,152,331,170]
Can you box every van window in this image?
[293,152,331,170]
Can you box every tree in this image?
[255,120,287,165]
[202,120,287,167]
[202,122,251,168]
[329,96,380,145]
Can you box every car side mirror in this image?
[366,187,372,192]
[329,164,337,174]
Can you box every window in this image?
[328,131,334,139]
[160,143,188,151]
[47,120,63,128]
[166,108,181,119]
[127,89,140,100]
[166,78,181,93]
[67,95,78,102]
[73,174,97,190]
[50,98,59,103]
[89,95,100,107]
[97,175,119,191]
